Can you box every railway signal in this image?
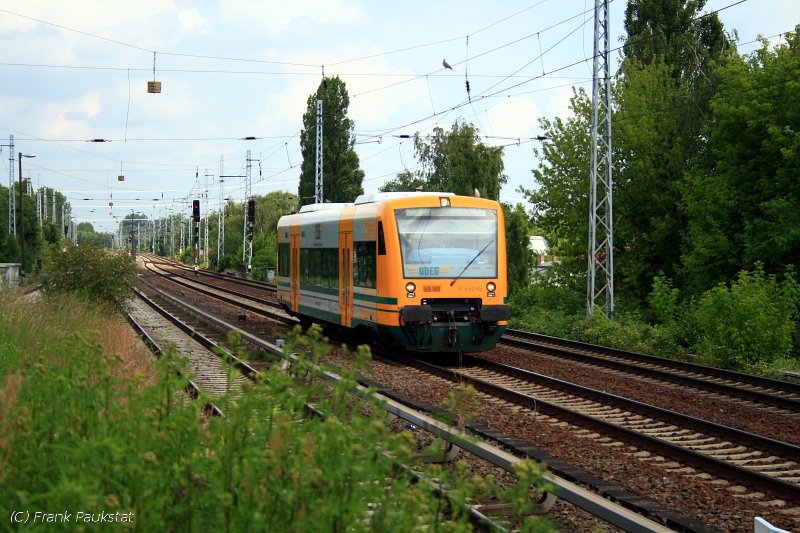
[192,199,200,265]
[246,199,255,271]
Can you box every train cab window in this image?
[354,241,376,288]
[395,207,498,279]
[377,222,386,255]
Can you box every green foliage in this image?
[250,232,277,281]
[298,76,365,205]
[692,265,799,371]
[613,58,693,303]
[681,30,800,291]
[76,221,113,248]
[503,203,534,295]
[40,243,136,314]
[520,88,592,280]
[623,0,732,82]
[509,274,585,338]
[412,120,506,200]
[378,169,426,193]
[648,272,680,325]
[0,298,555,531]
[502,460,556,532]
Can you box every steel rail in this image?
[134,282,507,532]
[126,309,224,417]
[503,329,800,404]
[412,354,800,503]
[138,281,687,532]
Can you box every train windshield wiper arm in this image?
[450,239,493,286]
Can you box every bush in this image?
[509,279,584,339]
[692,265,799,372]
[648,272,680,325]
[40,243,136,314]
[0,298,556,532]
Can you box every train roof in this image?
[296,192,457,215]
[353,191,454,204]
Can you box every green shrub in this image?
[692,265,798,371]
[40,243,135,314]
[648,272,680,325]
[0,297,555,531]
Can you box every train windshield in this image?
[395,207,498,279]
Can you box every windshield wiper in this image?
[450,239,493,286]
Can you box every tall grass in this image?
[0,293,554,532]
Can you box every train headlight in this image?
[405,282,416,297]
[486,282,496,292]
[439,197,451,207]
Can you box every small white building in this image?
[529,236,556,272]
[0,263,21,290]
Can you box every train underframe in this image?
[386,297,509,352]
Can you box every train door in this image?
[339,231,353,327]
[290,232,300,312]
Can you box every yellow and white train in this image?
[276,192,509,352]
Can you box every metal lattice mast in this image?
[218,155,224,266]
[36,184,41,227]
[242,149,252,263]
[7,135,15,235]
[587,0,614,318]
[315,99,323,203]
[204,170,211,265]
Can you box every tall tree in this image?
[298,76,364,205]
[623,0,731,82]
[520,88,592,294]
[612,0,733,303]
[378,170,426,193]
[682,30,800,291]
[503,203,534,295]
[412,121,506,200]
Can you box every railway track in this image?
[141,258,291,322]
[141,254,277,294]
[395,353,800,503]
[129,288,254,402]
[136,256,690,531]
[137,255,800,530]
[501,329,800,413]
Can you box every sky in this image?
[1,0,798,233]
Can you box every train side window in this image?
[278,243,290,276]
[300,248,310,284]
[354,241,376,289]
[378,222,386,255]
[329,248,339,288]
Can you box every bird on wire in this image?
[442,59,453,70]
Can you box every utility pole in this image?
[2,136,15,235]
[18,152,36,284]
[242,150,251,265]
[204,169,213,265]
[36,182,41,227]
[217,154,225,267]
[315,100,323,203]
[587,0,614,319]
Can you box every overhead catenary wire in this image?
[2,0,775,233]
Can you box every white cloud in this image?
[40,94,102,138]
[178,8,212,36]
[220,0,365,37]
